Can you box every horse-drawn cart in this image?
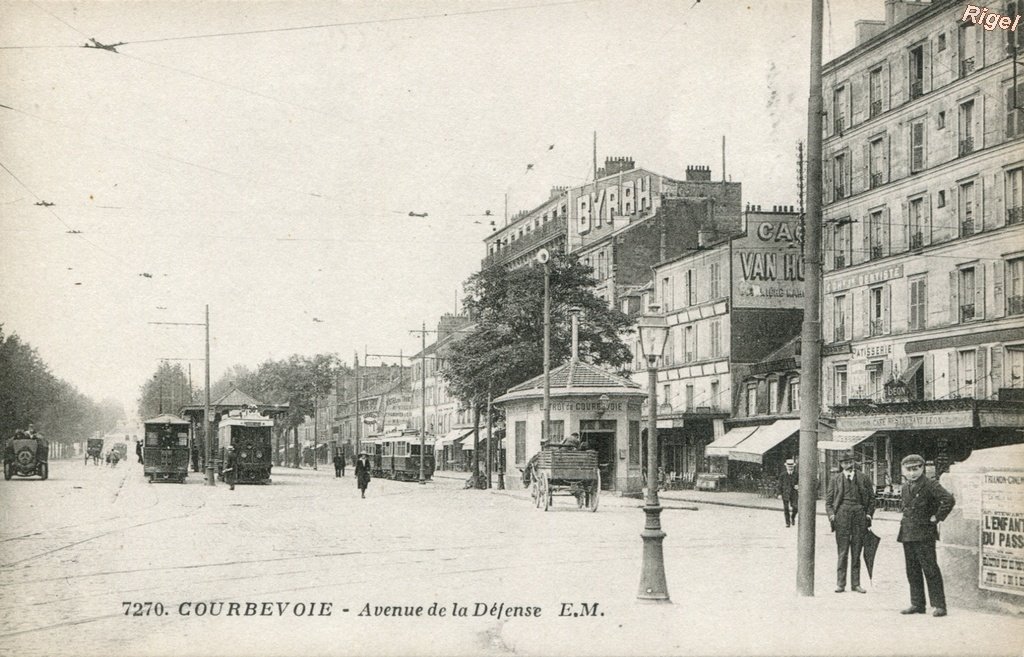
[528,446,599,512]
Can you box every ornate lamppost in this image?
[636,302,670,602]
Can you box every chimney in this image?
[685,165,712,182]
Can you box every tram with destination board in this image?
[365,430,434,481]
[142,414,190,483]
[217,411,273,485]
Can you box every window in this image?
[909,197,927,249]
[835,222,852,268]
[958,349,976,398]
[628,421,640,465]
[1008,167,1024,225]
[710,262,720,298]
[869,67,883,118]
[683,326,695,362]
[867,361,884,399]
[746,383,758,416]
[685,384,695,412]
[938,32,946,52]
[515,421,526,464]
[959,180,976,236]
[710,380,721,410]
[1008,346,1024,389]
[768,379,779,414]
[909,45,924,98]
[868,209,886,260]
[960,266,977,321]
[547,420,564,443]
[1007,83,1024,139]
[663,384,672,404]
[938,111,946,129]
[910,120,925,173]
[869,137,886,188]
[959,23,977,77]
[909,275,927,330]
[834,365,849,406]
[788,379,800,412]
[938,189,946,207]
[833,85,849,134]
[833,153,850,199]
[710,319,722,358]
[1010,1,1024,51]
[686,270,695,305]
[1008,257,1024,315]
[959,100,975,156]
[661,277,672,311]
[834,294,848,342]
[869,285,886,336]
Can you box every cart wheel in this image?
[542,474,552,512]
[530,477,540,507]
[577,488,586,509]
[3,462,11,481]
[590,471,600,512]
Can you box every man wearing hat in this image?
[355,451,371,499]
[897,454,955,617]
[825,450,875,593]
[778,458,799,528]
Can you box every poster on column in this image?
[979,472,1024,596]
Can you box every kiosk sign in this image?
[979,472,1024,596]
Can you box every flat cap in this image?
[901,454,925,467]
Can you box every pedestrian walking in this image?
[224,445,237,491]
[333,453,343,478]
[897,454,955,617]
[825,450,875,593]
[136,440,143,465]
[355,452,371,498]
[778,458,799,528]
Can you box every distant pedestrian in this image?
[897,454,955,617]
[355,452,371,498]
[826,451,875,594]
[224,445,237,491]
[136,440,143,464]
[778,458,799,528]
[105,451,111,466]
[333,454,343,478]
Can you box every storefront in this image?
[494,360,647,495]
[703,418,800,491]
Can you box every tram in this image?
[217,411,273,485]
[368,430,434,481]
[142,414,190,483]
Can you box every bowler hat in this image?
[901,454,925,467]
[785,458,796,466]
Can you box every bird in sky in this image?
[408,211,428,218]
[312,317,324,323]
[548,144,555,150]
[525,164,534,172]
[83,38,124,53]
[35,201,54,207]
[139,272,153,278]
[74,282,82,286]
[65,229,82,234]
[156,306,167,310]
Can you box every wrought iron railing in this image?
[910,232,924,250]
[870,245,884,260]
[834,253,846,269]
[961,218,974,236]
[960,303,975,322]
[1008,206,1024,225]
[960,57,975,77]
[833,325,847,343]
[959,136,974,156]
[870,99,882,118]
[1008,295,1024,316]
[910,80,923,98]
[834,117,845,136]
[869,318,885,336]
[870,172,884,188]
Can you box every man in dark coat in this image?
[826,450,875,593]
[333,453,343,478]
[136,440,143,465]
[897,454,955,617]
[224,445,237,491]
[355,452,371,498]
[778,458,799,528]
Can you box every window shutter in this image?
[824,224,835,270]
[948,350,959,399]
[993,171,1006,228]
[949,270,960,324]
[860,289,870,339]
[884,133,891,183]
[824,296,835,343]
[1007,86,1016,137]
[976,264,986,319]
[884,206,892,256]
[991,345,1004,392]
[862,142,870,191]
[975,348,988,399]
[882,61,891,111]
[975,172,985,234]
[824,160,833,204]
[846,295,854,340]
[993,260,1006,318]
[883,284,892,334]
[924,353,935,400]
[924,194,933,245]
[898,200,909,252]
[862,214,871,263]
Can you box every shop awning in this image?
[729,419,801,464]
[817,430,877,451]
[438,429,473,446]
[900,358,923,383]
[705,426,758,458]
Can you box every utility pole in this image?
[797,0,824,597]
[354,352,361,459]
[485,391,493,489]
[420,323,427,484]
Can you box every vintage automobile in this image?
[143,414,190,483]
[4,431,49,480]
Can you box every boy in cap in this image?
[778,458,799,527]
[897,454,955,617]
[825,450,875,593]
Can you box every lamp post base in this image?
[638,503,670,602]
[205,465,216,486]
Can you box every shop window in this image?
[544,420,564,443]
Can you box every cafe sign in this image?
[836,409,974,431]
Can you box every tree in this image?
[137,362,191,420]
[443,253,634,404]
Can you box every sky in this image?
[0,0,883,416]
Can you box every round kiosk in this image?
[494,359,647,495]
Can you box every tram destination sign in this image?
[836,409,973,431]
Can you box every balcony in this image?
[1008,206,1024,225]
[834,118,845,136]
[870,172,884,189]
[960,303,976,322]
[869,318,885,336]
[833,325,847,343]
[910,232,924,250]
[870,245,884,260]
[961,218,974,236]
[910,80,923,99]
[1009,295,1024,316]
[834,253,846,269]
[481,217,566,270]
[960,57,975,77]
[959,136,974,156]
[870,99,882,118]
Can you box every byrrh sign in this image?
[836,410,974,431]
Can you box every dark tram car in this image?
[143,414,190,483]
[217,412,273,485]
[377,431,435,482]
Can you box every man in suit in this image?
[897,454,955,617]
[826,450,875,593]
[333,453,344,478]
[778,458,799,527]
[355,452,371,499]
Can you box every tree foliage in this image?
[442,254,633,403]
[137,361,193,420]
[0,325,124,446]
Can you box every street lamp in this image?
[636,302,670,602]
